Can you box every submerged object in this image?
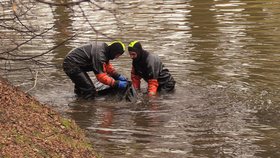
[95,81,138,102]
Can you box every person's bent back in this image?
[63,41,128,99]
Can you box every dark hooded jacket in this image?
[128,41,175,94]
[63,42,124,86]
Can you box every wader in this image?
[63,58,96,99]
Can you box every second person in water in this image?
[127,40,176,96]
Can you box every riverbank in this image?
[0,77,99,158]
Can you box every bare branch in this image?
[12,2,38,34]
[78,5,113,40]
[0,24,31,33]
[1,0,119,73]
[36,0,90,6]
[13,10,37,34]
[0,25,55,56]
[26,33,77,60]
[0,67,32,71]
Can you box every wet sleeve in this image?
[146,54,161,80]
[131,66,141,90]
[148,79,159,96]
[91,45,116,86]
[105,62,119,78]
[146,55,161,95]
[95,63,116,87]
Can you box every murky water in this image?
[1,0,280,157]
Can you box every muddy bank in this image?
[0,77,99,158]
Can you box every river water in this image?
[1,0,280,157]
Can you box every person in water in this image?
[63,41,128,99]
[127,40,176,96]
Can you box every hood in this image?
[128,40,146,62]
[106,41,125,60]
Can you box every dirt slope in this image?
[0,77,99,158]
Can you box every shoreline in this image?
[0,77,100,157]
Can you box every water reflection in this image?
[52,4,74,62]
[188,0,221,84]
[1,0,280,157]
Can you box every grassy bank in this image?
[0,77,100,158]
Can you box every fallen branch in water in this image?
[25,70,38,93]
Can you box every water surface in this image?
[1,0,280,157]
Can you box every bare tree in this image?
[0,0,118,72]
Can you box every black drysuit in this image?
[131,49,176,94]
[63,42,121,99]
